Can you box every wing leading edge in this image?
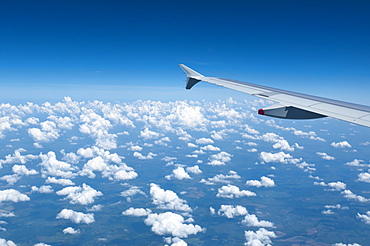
[179,64,370,128]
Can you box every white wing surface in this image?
[179,64,370,128]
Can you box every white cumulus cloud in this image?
[216,184,256,198]
[331,141,352,148]
[244,228,276,246]
[31,185,54,193]
[200,171,240,185]
[341,190,369,203]
[195,138,214,145]
[316,152,335,160]
[246,176,275,188]
[0,238,17,246]
[150,183,192,212]
[39,151,77,179]
[166,167,192,180]
[122,207,152,217]
[218,205,248,218]
[56,209,94,224]
[208,151,232,165]
[241,214,275,228]
[56,183,103,205]
[140,128,160,140]
[144,212,204,238]
[0,189,30,203]
[63,227,80,235]
[186,165,202,174]
[12,165,38,176]
[259,151,300,164]
[45,177,75,186]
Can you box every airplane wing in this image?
[179,64,370,128]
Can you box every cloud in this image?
[127,145,143,151]
[144,212,204,238]
[210,130,226,140]
[208,151,232,165]
[341,190,369,203]
[47,115,74,129]
[316,152,335,160]
[296,162,316,173]
[31,185,54,193]
[0,212,15,218]
[140,128,160,140]
[28,120,60,142]
[272,140,295,151]
[56,209,94,224]
[133,151,157,160]
[259,151,300,164]
[186,165,202,174]
[173,104,207,129]
[62,227,80,235]
[328,181,347,191]
[345,159,370,167]
[79,112,117,149]
[25,117,39,125]
[86,204,103,212]
[79,156,138,181]
[322,209,335,215]
[217,205,248,218]
[0,165,38,185]
[56,183,103,205]
[166,167,192,180]
[246,176,275,188]
[61,151,80,164]
[0,174,21,185]
[200,145,221,152]
[122,207,152,217]
[241,214,275,228]
[244,125,260,135]
[358,171,370,183]
[325,204,348,210]
[291,129,325,141]
[150,183,192,212]
[357,211,370,224]
[0,238,17,246]
[120,186,146,197]
[314,181,347,191]
[39,151,77,178]
[45,177,75,186]
[12,165,38,176]
[331,141,352,148]
[0,189,30,203]
[244,228,276,246]
[77,147,95,158]
[200,171,240,185]
[164,237,188,246]
[0,149,38,166]
[155,137,171,146]
[187,143,198,148]
[216,184,256,198]
[195,138,214,145]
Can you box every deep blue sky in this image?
[0,1,369,103]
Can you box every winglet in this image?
[179,64,204,89]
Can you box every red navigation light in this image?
[258,109,264,115]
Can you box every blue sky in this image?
[1,1,369,104]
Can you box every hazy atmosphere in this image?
[0,1,369,245]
